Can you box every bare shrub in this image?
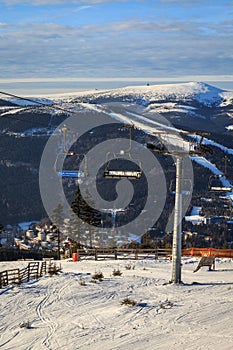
[121,297,137,307]
[20,320,31,329]
[159,300,174,309]
[79,278,86,286]
[91,271,104,282]
[125,264,135,270]
[112,268,122,276]
[48,262,62,277]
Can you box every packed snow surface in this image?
[1,258,233,350]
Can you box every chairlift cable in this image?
[0,90,79,129]
[0,90,78,114]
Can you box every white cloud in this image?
[0,1,232,81]
[0,17,232,79]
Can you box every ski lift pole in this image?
[61,126,70,153]
[146,131,213,284]
[171,155,183,284]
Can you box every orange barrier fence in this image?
[182,248,233,258]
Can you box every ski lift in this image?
[57,170,84,178]
[208,174,232,192]
[147,134,166,154]
[54,151,85,178]
[104,170,142,179]
[147,131,213,156]
[54,126,87,179]
[103,124,142,179]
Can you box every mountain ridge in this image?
[0,81,232,225]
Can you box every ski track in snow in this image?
[36,284,59,349]
[1,259,233,349]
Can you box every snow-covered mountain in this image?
[65,81,232,133]
[3,81,233,133]
[0,82,232,225]
[66,81,232,107]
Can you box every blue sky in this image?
[0,0,233,93]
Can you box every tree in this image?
[51,204,65,260]
[71,187,101,247]
[68,213,83,246]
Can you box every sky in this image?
[0,0,233,94]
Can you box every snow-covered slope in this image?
[1,258,233,350]
[50,81,232,107]
[46,81,233,132]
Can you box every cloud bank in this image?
[0,0,232,83]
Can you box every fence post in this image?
[27,264,30,282]
[0,272,2,288]
[95,249,98,261]
[114,249,117,260]
[40,261,46,276]
[36,262,39,278]
[17,268,21,285]
[155,248,158,260]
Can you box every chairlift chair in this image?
[57,170,84,178]
[208,174,232,192]
[104,169,142,179]
[54,150,87,179]
[103,124,142,180]
[54,125,88,179]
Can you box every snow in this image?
[185,207,204,224]
[37,82,233,108]
[1,258,233,349]
[9,98,54,107]
[220,91,233,107]
[191,156,233,201]
[0,107,29,117]
[18,221,38,230]
[145,102,202,116]
[191,136,233,155]
[184,215,205,224]
[191,156,223,175]
[191,206,202,216]
[105,82,224,106]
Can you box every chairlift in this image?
[54,125,87,179]
[57,171,84,178]
[147,131,213,157]
[104,170,142,179]
[103,124,142,180]
[208,174,232,192]
[55,152,88,179]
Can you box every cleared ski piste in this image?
[0,257,233,350]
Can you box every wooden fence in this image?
[0,261,47,289]
[0,248,58,262]
[75,247,172,261]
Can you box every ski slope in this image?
[0,258,233,350]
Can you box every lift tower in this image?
[147,131,212,283]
